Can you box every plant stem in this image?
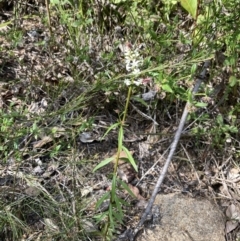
[122,86,132,124]
[104,86,133,240]
[114,86,132,173]
[45,0,52,37]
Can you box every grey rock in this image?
[137,193,225,241]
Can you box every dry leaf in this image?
[33,165,43,175]
[79,132,94,143]
[24,186,41,197]
[42,161,59,178]
[226,204,240,221]
[228,168,240,180]
[225,204,240,233]
[33,136,53,148]
[127,184,145,200]
[44,218,59,233]
[81,186,93,197]
[111,150,136,183]
[136,199,148,209]
[118,168,129,183]
[141,90,157,101]
[52,127,66,138]
[81,219,98,233]
[225,220,238,233]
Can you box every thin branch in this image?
[130,60,210,240]
[45,0,52,38]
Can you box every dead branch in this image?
[130,60,211,240]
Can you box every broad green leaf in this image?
[122,146,138,172]
[180,0,198,19]
[93,157,114,172]
[217,114,223,124]
[191,63,197,75]
[194,102,208,107]
[0,20,12,29]
[229,76,238,87]
[228,126,238,133]
[162,84,173,93]
[50,0,70,5]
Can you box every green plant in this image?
[49,0,93,52]
[93,43,142,240]
[2,0,240,240]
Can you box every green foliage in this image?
[180,0,198,19]
[93,157,114,172]
[1,0,240,240]
[93,83,138,238]
[122,146,138,172]
[211,114,238,146]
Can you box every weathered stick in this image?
[131,60,210,240]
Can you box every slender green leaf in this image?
[122,146,138,172]
[94,211,108,224]
[109,203,113,224]
[118,126,123,150]
[111,174,117,200]
[113,212,123,224]
[115,197,123,216]
[118,196,131,206]
[131,96,148,107]
[119,179,136,198]
[101,123,120,140]
[187,89,193,103]
[113,202,123,224]
[95,192,110,210]
[93,157,114,172]
[180,0,198,19]
[115,197,123,218]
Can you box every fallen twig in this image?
[129,60,211,240]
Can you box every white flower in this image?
[125,59,142,72]
[132,68,141,75]
[124,79,131,86]
[125,57,143,73]
[124,78,142,86]
[123,42,144,86]
[133,79,142,86]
